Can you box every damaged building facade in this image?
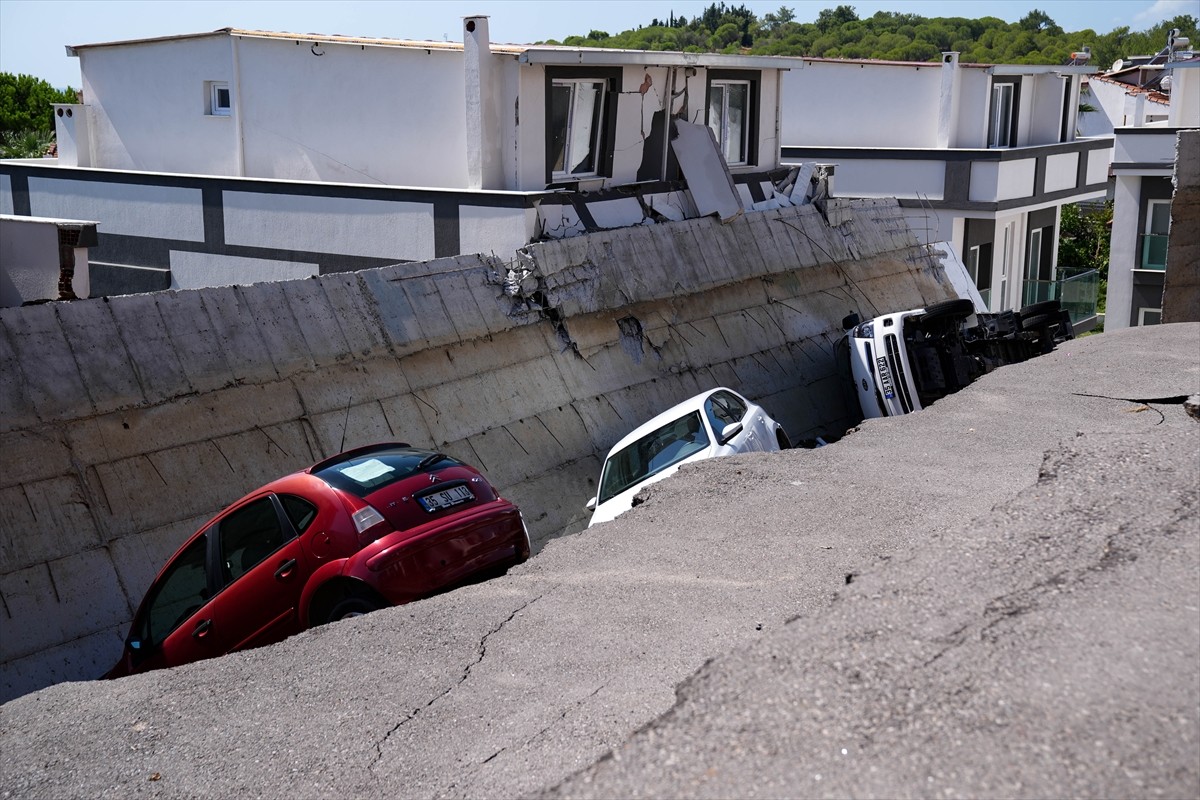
[778,54,1108,323]
[1,18,811,294]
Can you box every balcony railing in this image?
[1021,267,1099,324]
[1140,234,1169,270]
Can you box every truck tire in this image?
[1018,300,1061,318]
[920,299,974,322]
[1019,313,1055,331]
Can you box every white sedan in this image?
[586,388,790,526]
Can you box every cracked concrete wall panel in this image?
[494,411,593,487]
[159,290,237,394]
[0,319,36,431]
[504,458,600,546]
[90,445,230,539]
[0,627,123,706]
[55,300,145,415]
[106,294,195,403]
[453,424,526,488]
[65,383,305,466]
[0,476,98,573]
[427,270,493,342]
[2,303,93,422]
[356,268,427,357]
[279,279,353,369]
[318,272,391,359]
[307,400,397,458]
[396,325,553,394]
[199,285,282,384]
[398,275,461,346]
[417,358,572,446]
[107,516,208,612]
[0,549,125,663]
[290,358,409,419]
[207,425,317,494]
[0,430,72,489]
[378,393,438,449]
[460,269,524,340]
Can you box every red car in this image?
[107,443,529,678]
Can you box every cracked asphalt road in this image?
[1,323,1197,800]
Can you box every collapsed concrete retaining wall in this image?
[0,198,957,702]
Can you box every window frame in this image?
[987,78,1020,149]
[545,66,619,185]
[1140,199,1171,270]
[1138,307,1162,326]
[209,81,232,117]
[706,70,760,167]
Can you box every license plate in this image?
[419,484,474,512]
[876,356,895,399]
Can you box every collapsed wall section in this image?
[0,199,958,702]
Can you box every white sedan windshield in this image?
[598,411,710,503]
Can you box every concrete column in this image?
[1106,175,1140,330]
[937,52,960,149]
[464,15,497,190]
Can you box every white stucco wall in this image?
[78,35,239,174]
[0,216,92,306]
[168,251,318,290]
[969,158,1036,203]
[823,158,945,200]
[0,174,12,215]
[781,61,940,147]
[1044,152,1081,192]
[27,178,205,240]
[1027,73,1067,144]
[235,37,470,187]
[1167,66,1200,127]
[222,190,436,261]
[954,69,991,148]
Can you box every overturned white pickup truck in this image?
[842,298,1073,418]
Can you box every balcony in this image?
[1140,233,1169,270]
[1021,267,1099,326]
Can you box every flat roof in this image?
[66,27,789,69]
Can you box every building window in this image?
[208,81,231,116]
[706,71,759,166]
[1140,199,1171,270]
[546,67,618,184]
[1138,308,1162,326]
[987,79,1019,148]
[708,81,750,164]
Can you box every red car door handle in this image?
[192,619,212,639]
[274,559,297,580]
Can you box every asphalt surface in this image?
[1,323,1197,800]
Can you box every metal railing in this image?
[1020,268,1099,323]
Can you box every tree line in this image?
[550,4,1197,70]
[0,72,77,158]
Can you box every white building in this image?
[778,54,1109,321]
[1,20,799,293]
[1104,50,1199,329]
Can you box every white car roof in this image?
[604,387,741,456]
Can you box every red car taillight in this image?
[351,503,391,546]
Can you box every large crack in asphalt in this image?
[367,595,542,774]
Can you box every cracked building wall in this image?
[0,199,958,702]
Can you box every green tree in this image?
[1058,201,1113,312]
[0,72,77,137]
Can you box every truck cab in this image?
[843,298,1072,419]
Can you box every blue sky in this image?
[2,0,1196,88]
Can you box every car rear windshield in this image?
[314,448,461,498]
